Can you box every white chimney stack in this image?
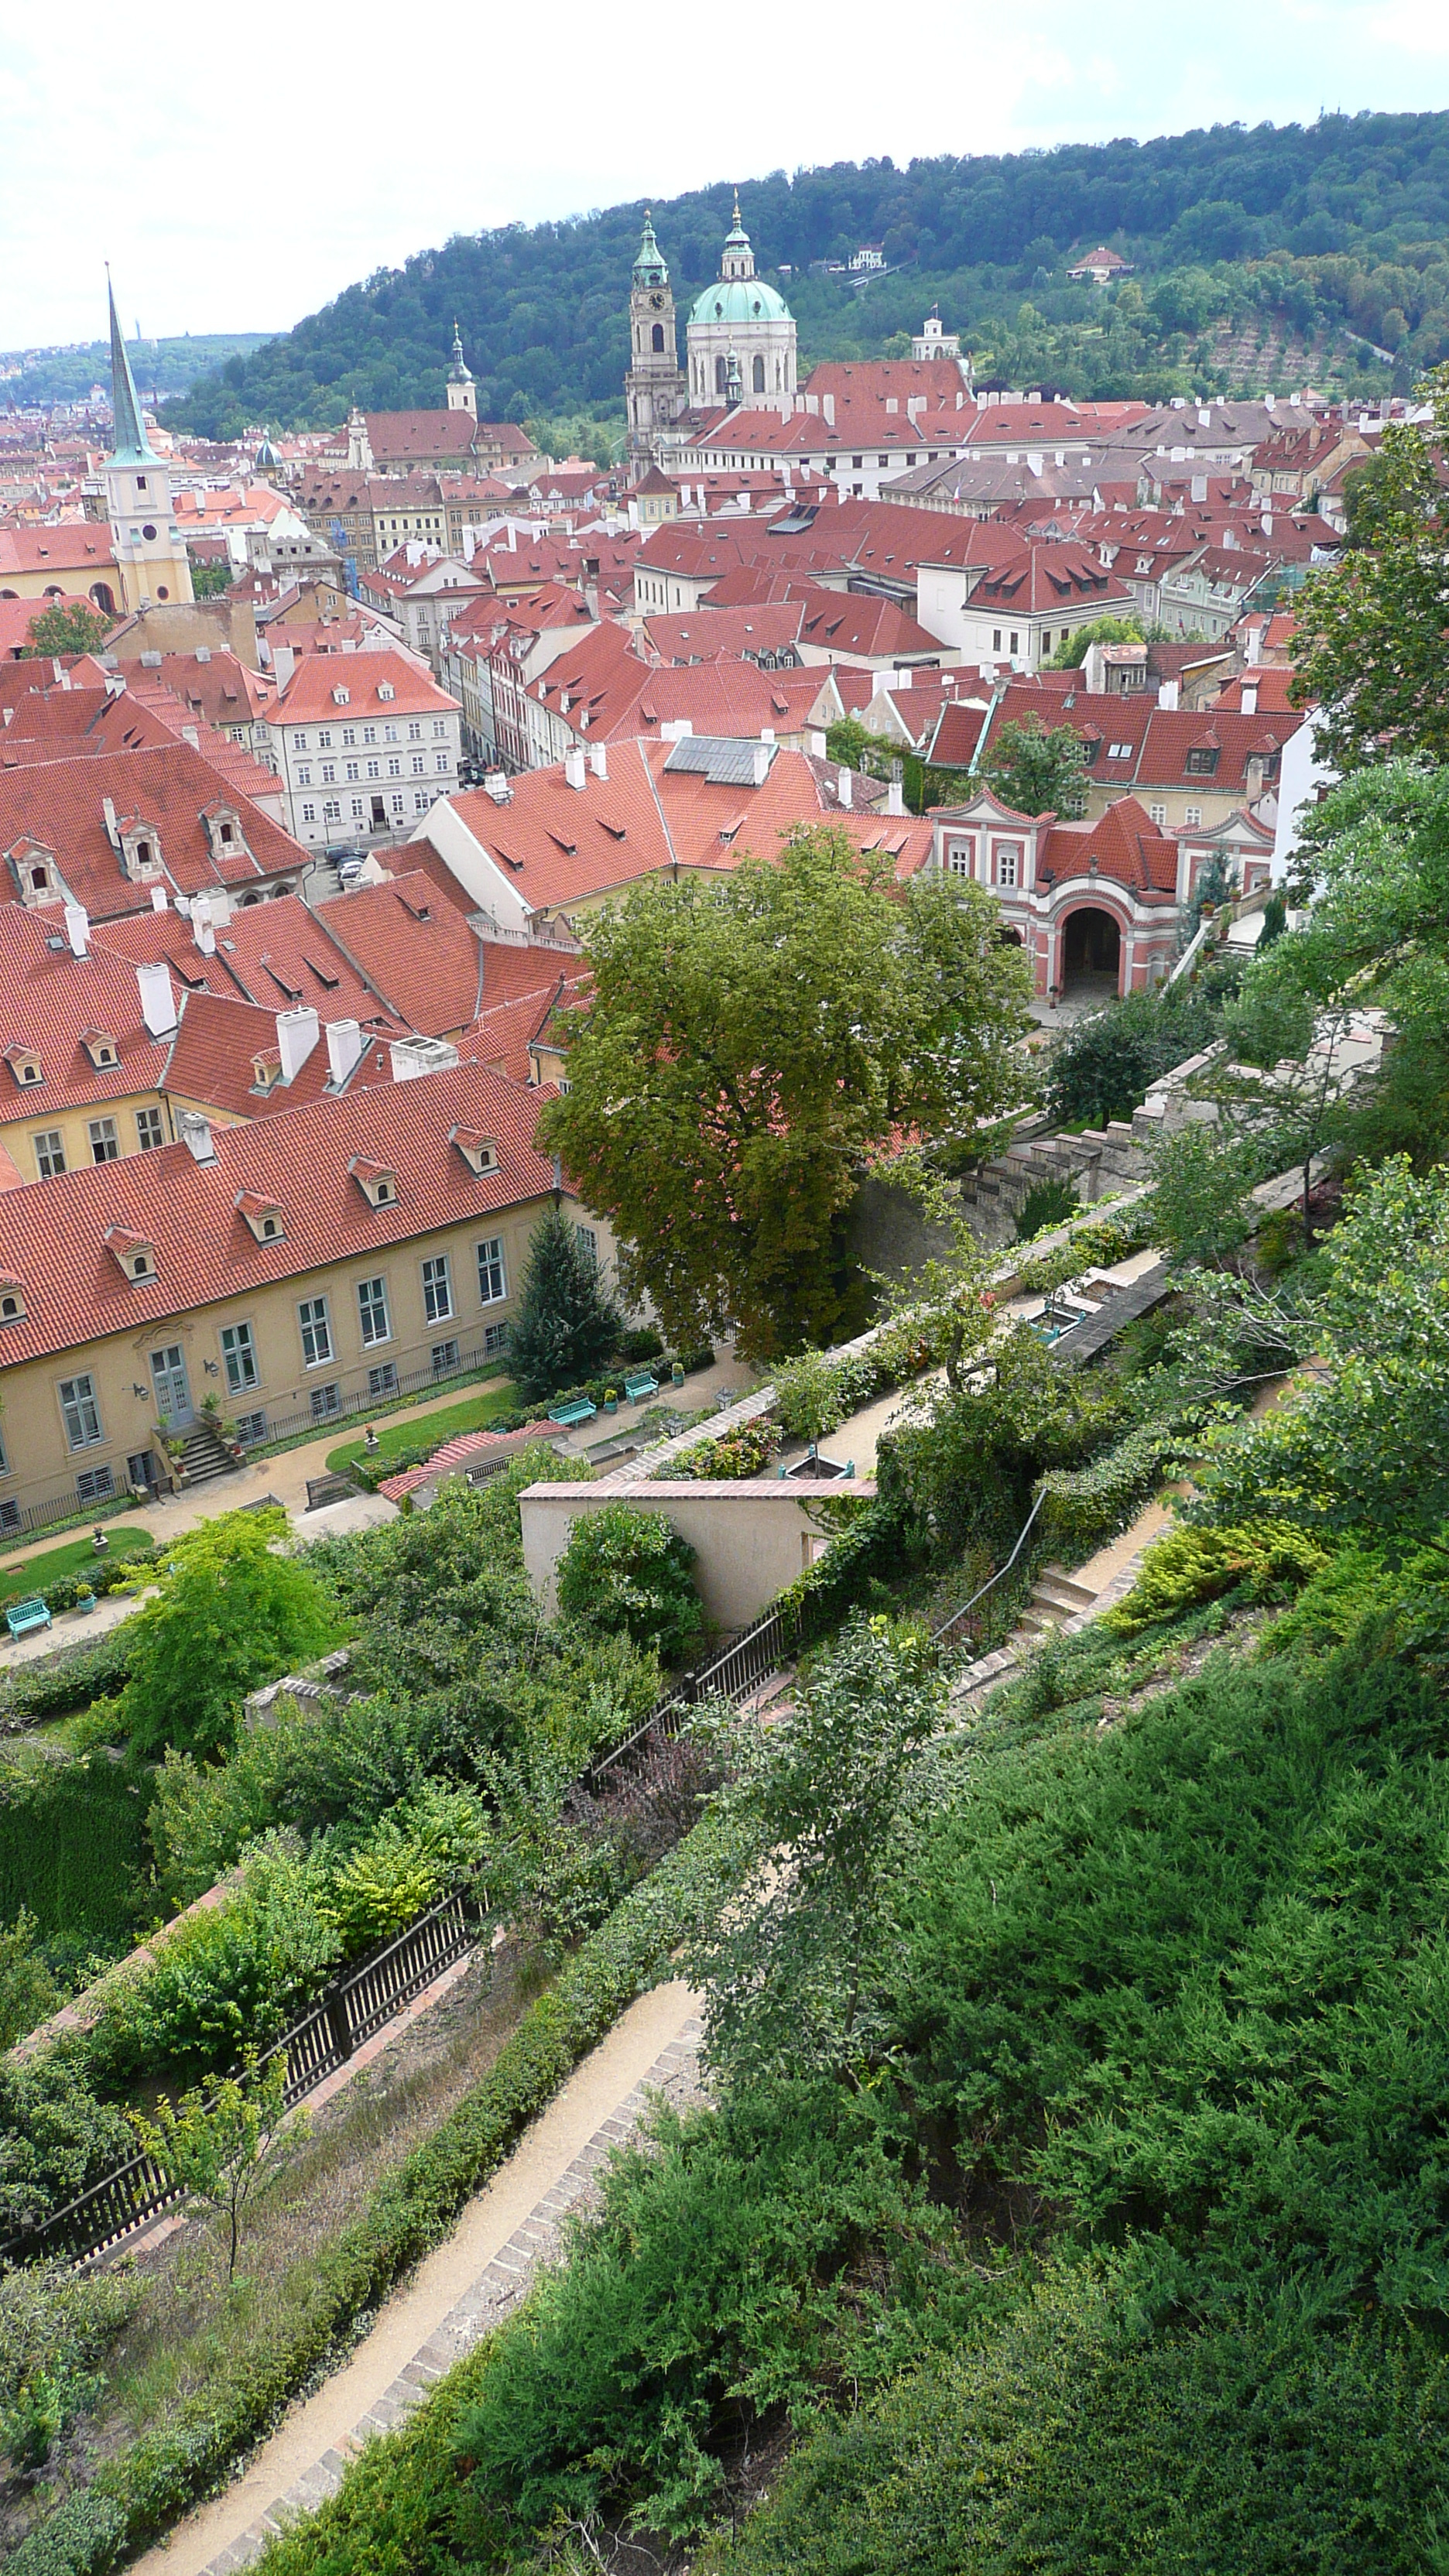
[886,779,906,817]
[589,742,608,781]
[1157,679,1180,710]
[194,908,216,955]
[276,1005,320,1083]
[149,883,168,913]
[563,744,586,790]
[837,765,853,810]
[325,1018,365,1086]
[135,960,178,1036]
[751,740,772,786]
[272,644,296,689]
[63,903,88,960]
[1240,680,1259,716]
[178,1108,215,1163]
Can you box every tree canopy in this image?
[21,602,113,659]
[981,716,1090,818]
[539,827,1032,1359]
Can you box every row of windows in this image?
[300,789,439,825]
[37,1243,512,1464]
[293,720,447,752]
[295,754,448,786]
[946,838,1023,889]
[33,1107,164,1178]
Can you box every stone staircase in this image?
[957,1119,1149,1250]
[1009,1563,1098,1647]
[172,1416,240,1489]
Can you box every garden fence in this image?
[0,1873,492,2271]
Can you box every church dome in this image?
[688,276,793,326]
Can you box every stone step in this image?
[1036,1564,1098,1611]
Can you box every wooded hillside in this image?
[168,111,1449,437]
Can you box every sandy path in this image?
[129,1979,703,2576]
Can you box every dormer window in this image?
[252,1050,283,1092]
[203,806,245,862]
[350,1156,398,1208]
[81,1029,119,1070]
[4,1047,43,1088]
[450,1126,497,1176]
[105,1225,156,1284]
[1185,746,1219,776]
[236,1189,286,1243]
[0,1278,26,1325]
[377,682,396,702]
[332,685,351,707]
[120,827,162,882]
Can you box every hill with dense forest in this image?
[166,111,1449,441]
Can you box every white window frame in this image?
[33,1129,66,1180]
[59,1372,104,1451]
[298,1294,333,1368]
[88,1116,119,1164]
[422,1253,453,1322]
[477,1237,506,1304]
[357,1276,392,1347]
[220,1320,259,1393]
[135,1106,165,1151]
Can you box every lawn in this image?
[0,1526,155,1612]
[0,1748,152,1942]
[325,1379,520,1476]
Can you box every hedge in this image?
[9,1807,738,2576]
[1036,1416,1186,1557]
[0,1630,135,1737]
[775,1497,911,1648]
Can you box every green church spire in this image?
[106,271,156,468]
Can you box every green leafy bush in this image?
[0,2053,134,2241]
[1012,1173,1079,1242]
[618,1327,665,1363]
[0,1630,135,1734]
[1103,1517,1331,1635]
[557,1506,704,1665]
[0,1754,151,1944]
[1036,1414,1186,1557]
[1009,1204,1154,1293]
[1045,968,1239,1127]
[117,1509,337,1761]
[0,2264,136,2475]
[669,1416,779,1481]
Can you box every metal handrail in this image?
[931,1490,1046,1646]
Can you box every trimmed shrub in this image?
[557,1506,704,1665]
[1103,1518,1331,1636]
[669,1417,779,1482]
[0,1631,135,1735]
[1036,1416,1184,1557]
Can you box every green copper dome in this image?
[632,213,669,288]
[688,276,793,325]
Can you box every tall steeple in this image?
[721,190,755,283]
[624,211,686,471]
[447,320,477,417]
[101,270,192,613]
[107,269,156,467]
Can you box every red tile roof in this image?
[268,649,459,728]
[0,742,308,920]
[377,1419,557,1502]
[159,986,396,1119]
[94,890,405,1025]
[316,872,487,1036]
[0,1059,558,1365]
[1039,797,1179,896]
[0,906,171,1118]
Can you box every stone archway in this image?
[1060,903,1122,998]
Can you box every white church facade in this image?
[624,197,797,471]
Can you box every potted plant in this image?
[74,1585,97,1615]
[604,1387,619,1414]
[671,1360,686,1387]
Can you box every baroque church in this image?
[624,198,796,470]
[102,276,194,614]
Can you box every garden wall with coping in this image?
[520,1476,878,1629]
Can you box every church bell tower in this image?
[624,213,687,473]
[102,274,193,616]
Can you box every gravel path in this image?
[127,1980,703,2576]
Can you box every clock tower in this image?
[624,214,687,473]
[102,275,193,616]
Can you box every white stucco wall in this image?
[520,1475,877,1630]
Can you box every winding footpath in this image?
[129,1980,704,2576]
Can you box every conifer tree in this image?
[508,1208,623,1400]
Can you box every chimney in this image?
[589,742,608,781]
[178,1108,215,1163]
[272,643,296,688]
[886,779,906,817]
[389,1034,459,1082]
[822,393,835,427]
[1245,624,1262,667]
[63,903,88,959]
[1157,678,1180,710]
[135,960,178,1036]
[101,796,120,850]
[194,906,216,955]
[182,724,200,750]
[1240,680,1259,716]
[837,765,853,809]
[563,744,587,790]
[484,769,511,803]
[1190,474,1208,502]
[149,883,168,913]
[276,1005,320,1082]
[326,1018,365,1085]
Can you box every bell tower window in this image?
[651,323,665,354]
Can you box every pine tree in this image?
[507,1208,623,1400]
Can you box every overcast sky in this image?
[3,0,1447,351]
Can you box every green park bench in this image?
[624,1371,659,1403]
[548,1396,598,1428]
[5,1596,52,1641]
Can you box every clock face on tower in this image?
[649,293,665,310]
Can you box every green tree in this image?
[556,1504,703,1666]
[1045,612,1145,669]
[505,1207,623,1402]
[687,1618,944,2083]
[1194,1156,1449,1546]
[540,829,1032,1359]
[981,716,1089,817]
[1290,363,1449,767]
[188,560,234,598]
[116,1506,337,1759]
[129,2049,298,2279]
[1143,1122,1262,1265]
[20,601,114,659]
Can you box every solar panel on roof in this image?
[662,736,775,786]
